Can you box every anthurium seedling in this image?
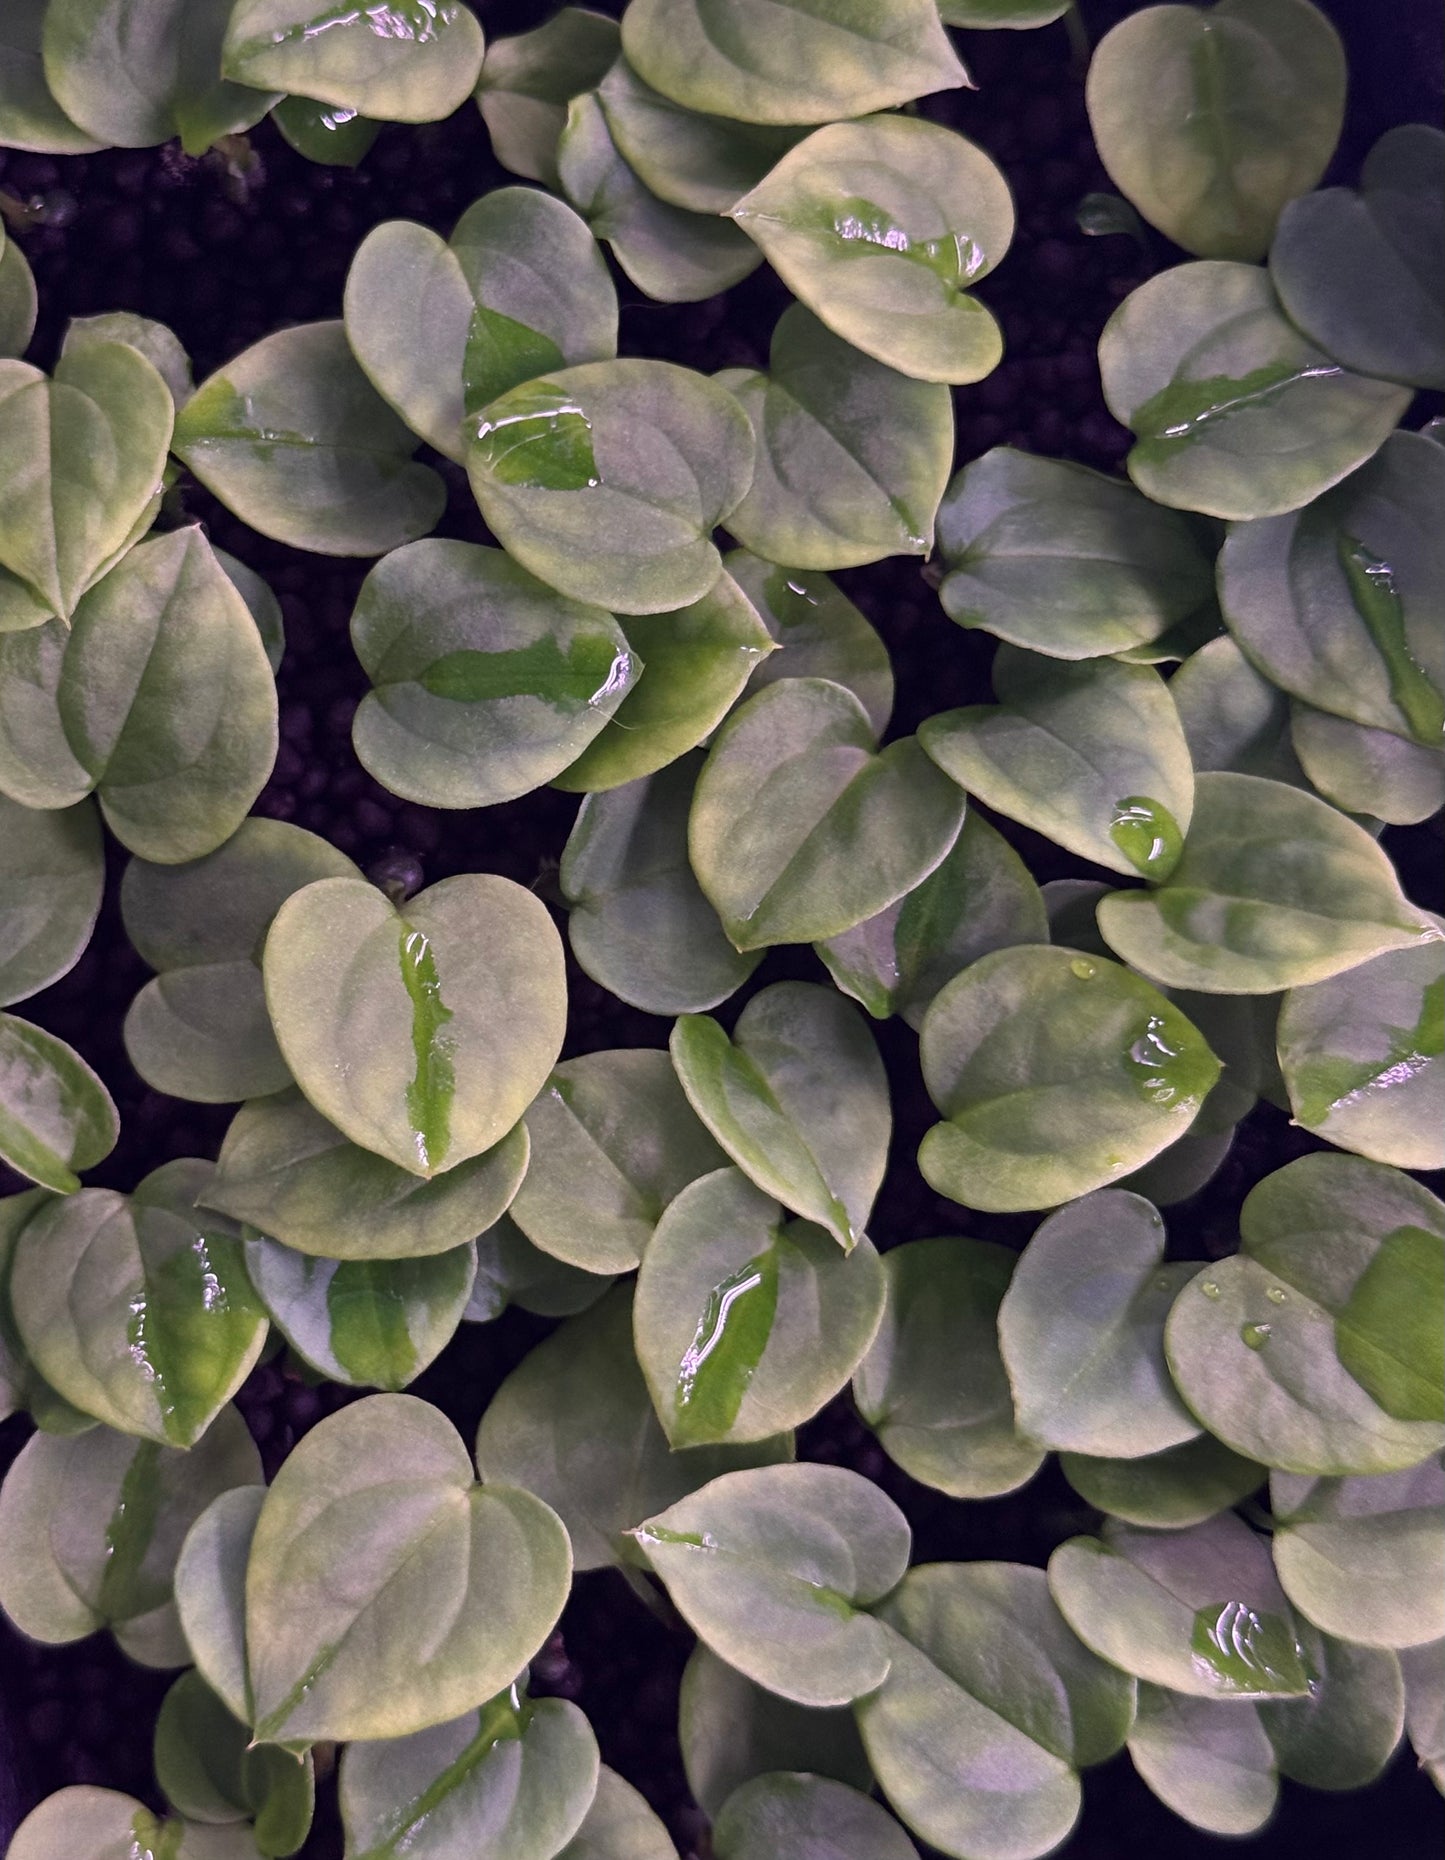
[0,1012,118,1192]
[5,1785,267,1860]
[466,1213,613,1327]
[0,1,103,154]
[1289,703,1445,827]
[725,551,894,735]
[1059,1435,1266,1534]
[711,1771,917,1860]
[0,1190,93,1432]
[269,95,380,168]
[154,1670,314,1860]
[0,792,102,1008]
[475,8,621,189]
[0,220,37,361]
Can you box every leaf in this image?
[42,0,276,154]
[509,1048,727,1275]
[1,1189,87,1429]
[553,569,776,793]
[917,946,1220,1213]
[998,1191,1202,1459]
[475,8,620,188]
[339,1687,599,1860]
[717,304,954,569]
[0,341,173,620]
[678,1645,872,1822]
[344,188,617,464]
[0,1406,261,1656]
[620,0,968,125]
[204,1090,529,1261]
[730,116,1012,384]
[1099,261,1411,521]
[1270,1458,1445,1649]
[1096,772,1429,994]
[713,1772,917,1860]
[155,1671,314,1858]
[853,1236,1044,1500]
[1170,634,1308,784]
[0,0,101,152]
[920,649,1194,881]
[670,983,890,1251]
[1060,1438,1266,1532]
[1292,703,1445,827]
[173,321,446,556]
[263,873,565,1179]
[216,549,285,674]
[557,93,763,304]
[1085,0,1345,260]
[555,1767,676,1860]
[6,1788,265,1860]
[270,95,380,166]
[475,1283,791,1573]
[0,1013,118,1194]
[561,756,761,1014]
[1163,1153,1445,1474]
[62,311,194,409]
[1049,1512,1312,1701]
[0,794,102,1008]
[223,0,485,121]
[174,1485,264,1722]
[1271,123,1445,391]
[1276,932,1445,1170]
[467,1214,612,1325]
[726,550,893,737]
[1220,432,1445,748]
[1257,1621,1406,1790]
[1401,1642,1445,1792]
[1126,1685,1278,1835]
[634,1167,884,1448]
[244,1395,571,1745]
[0,225,37,362]
[468,357,754,614]
[935,447,1216,659]
[817,810,1048,1028]
[691,677,966,951]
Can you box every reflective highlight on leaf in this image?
[419,633,633,708]
[472,382,600,490]
[674,1248,779,1447]
[1292,974,1444,1128]
[463,308,566,421]
[399,924,455,1173]
[1190,1601,1310,1697]
[1337,1224,1445,1423]
[96,1441,162,1623]
[1339,536,1445,744]
[1109,796,1184,880]
[1131,361,1343,463]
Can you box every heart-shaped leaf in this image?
[1,1189,91,1430]
[475,9,620,188]
[1060,1437,1266,1532]
[1291,703,1445,826]
[6,1786,267,1860]
[223,0,485,121]
[0,0,102,153]
[0,794,102,1007]
[0,1013,118,1193]
[174,1485,264,1722]
[0,225,37,363]
[61,311,194,410]
[154,1671,314,1858]
[1171,635,1310,783]
[1127,1685,1278,1835]
[713,1773,916,1860]
[726,551,893,736]
[555,1768,675,1860]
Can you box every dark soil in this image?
[1,3,1442,1856]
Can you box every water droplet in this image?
[1241,1322,1272,1350]
[1131,361,1344,463]
[1127,1012,1192,1105]
[673,1249,779,1446]
[1266,1286,1287,1305]
[472,380,600,490]
[1338,536,1445,743]
[1200,1280,1221,1300]
[1190,1600,1309,1695]
[1109,795,1184,880]
[1070,957,1096,979]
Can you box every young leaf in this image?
[174,1485,265,1723]
[6,1787,266,1860]
[0,0,102,153]
[554,1767,676,1860]
[917,946,1220,1212]
[1096,772,1429,993]
[1098,262,1410,520]
[270,95,380,166]
[670,983,890,1250]
[726,551,893,737]
[243,1395,571,1745]
[204,1090,528,1262]
[1126,1685,1277,1835]
[155,1671,314,1858]
[1258,1621,1406,1791]
[475,1284,791,1573]
[1085,0,1345,261]
[174,321,446,556]
[263,873,565,1179]
[0,794,102,1007]
[935,447,1216,659]
[730,116,1013,384]
[475,8,620,188]
[0,1013,118,1194]
[717,303,954,569]
[712,1772,917,1860]
[631,1462,911,1707]
[1060,1437,1266,1532]
[0,225,38,362]
[598,59,804,213]
[854,1236,1043,1500]
[690,677,966,950]
[61,311,194,409]
[223,0,485,121]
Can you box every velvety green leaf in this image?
[174,1485,264,1721]
[620,0,968,125]
[263,872,565,1178]
[670,984,889,1251]
[1401,1642,1445,1793]
[1292,703,1445,826]
[554,1767,676,1860]
[174,321,446,556]
[726,550,893,737]
[635,1167,884,1447]
[244,1395,571,1745]
[0,0,101,152]
[1270,1458,1445,1649]
[691,677,965,951]
[598,58,803,213]
[467,1214,612,1324]
[817,810,1048,1028]
[1060,1438,1266,1532]
[1098,261,1410,520]
[918,946,1220,1213]
[339,1688,599,1860]
[1170,634,1308,783]
[155,1671,313,1858]
[0,226,37,361]
[1259,1622,1405,1790]
[475,1284,791,1573]
[0,1406,261,1657]
[204,1090,528,1261]
[1097,771,1429,994]
[1271,124,1445,391]
[561,756,760,1013]
[1277,932,1445,1169]
[270,95,380,166]
[718,304,953,569]
[0,794,102,1008]
[1126,1685,1278,1835]
[935,447,1216,659]
[920,649,1194,881]
[509,1048,726,1275]
[1220,432,1445,749]
[0,1013,118,1194]
[6,1788,265,1860]
[713,1772,916,1860]
[998,1191,1202,1458]
[633,1463,911,1707]
[558,93,762,303]
[1085,0,1344,261]
[344,189,616,463]
[1164,1154,1445,1474]
[678,1644,872,1822]
[475,8,620,188]
[223,0,484,120]
[731,116,1012,384]
[853,1236,1043,1499]
[554,570,775,793]
[43,0,276,154]
[0,341,172,620]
